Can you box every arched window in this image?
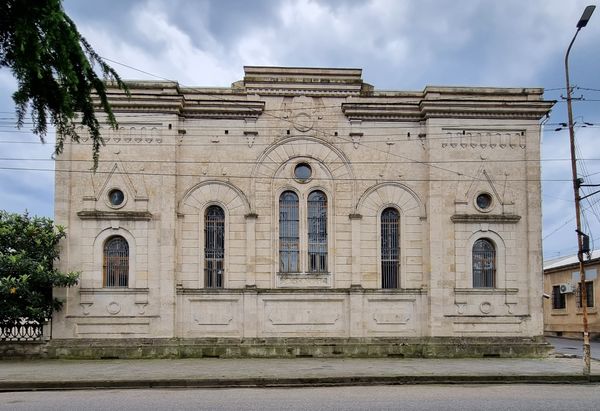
[103,236,129,287]
[307,190,327,273]
[381,208,400,288]
[205,205,225,288]
[473,238,495,288]
[279,191,299,273]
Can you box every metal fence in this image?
[0,319,44,341]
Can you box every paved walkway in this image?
[0,357,598,391]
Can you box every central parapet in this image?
[236,66,373,96]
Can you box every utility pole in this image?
[564,4,595,376]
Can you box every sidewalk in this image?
[1,357,599,391]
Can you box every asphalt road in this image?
[2,385,600,411]
[546,336,600,360]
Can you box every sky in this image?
[1,0,599,260]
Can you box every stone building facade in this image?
[52,67,554,357]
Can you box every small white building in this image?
[51,67,554,357]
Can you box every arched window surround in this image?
[91,227,137,289]
[375,204,406,289]
[463,230,506,290]
[198,201,231,289]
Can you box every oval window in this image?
[294,163,312,181]
[108,189,125,206]
[476,193,492,210]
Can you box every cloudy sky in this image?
[1,0,599,259]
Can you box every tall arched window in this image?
[307,190,328,273]
[473,238,495,288]
[103,236,129,287]
[381,208,400,288]
[205,205,225,288]
[279,191,299,273]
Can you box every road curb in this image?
[1,374,598,392]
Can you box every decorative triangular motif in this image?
[87,155,149,211]
[456,168,514,214]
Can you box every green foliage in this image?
[0,0,128,168]
[0,211,78,324]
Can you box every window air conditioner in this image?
[559,283,575,294]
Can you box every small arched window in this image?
[103,236,129,287]
[307,190,327,273]
[205,205,225,288]
[473,238,495,288]
[279,191,299,273]
[381,208,400,288]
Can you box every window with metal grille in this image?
[307,190,327,273]
[381,207,400,288]
[205,205,225,288]
[472,238,495,288]
[576,281,594,308]
[279,191,299,273]
[103,236,129,287]
[552,285,566,309]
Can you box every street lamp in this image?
[565,4,595,376]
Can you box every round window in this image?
[108,189,125,207]
[476,193,493,210]
[294,163,312,181]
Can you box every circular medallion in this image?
[293,112,314,132]
[107,301,121,315]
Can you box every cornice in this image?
[181,99,265,119]
[77,210,153,220]
[450,214,521,224]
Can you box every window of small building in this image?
[381,207,400,289]
[204,205,225,288]
[103,236,129,287]
[577,281,594,308]
[279,191,299,273]
[552,285,566,309]
[472,238,495,288]
[307,190,327,273]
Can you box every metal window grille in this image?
[205,205,225,288]
[381,207,400,288]
[103,236,129,287]
[472,239,495,288]
[552,285,566,309]
[279,191,299,273]
[307,191,327,273]
[576,281,594,308]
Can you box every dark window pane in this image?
[381,208,400,289]
[552,285,566,309]
[205,205,225,288]
[308,191,327,272]
[473,239,495,288]
[280,191,299,273]
[104,236,129,287]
